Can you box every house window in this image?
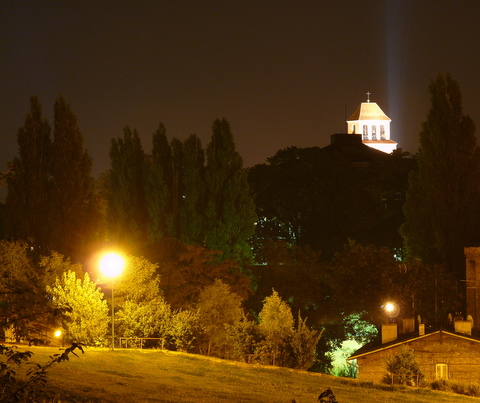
[436,363,448,379]
[362,125,368,140]
[380,125,386,140]
[372,125,377,140]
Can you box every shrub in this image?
[431,379,480,397]
[169,309,203,352]
[383,345,424,386]
[289,313,323,370]
[225,317,262,362]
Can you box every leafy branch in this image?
[0,343,84,402]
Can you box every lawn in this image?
[9,345,480,402]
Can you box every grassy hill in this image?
[12,346,480,402]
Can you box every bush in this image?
[431,379,480,397]
[383,345,424,386]
[225,317,262,362]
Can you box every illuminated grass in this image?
[17,346,477,402]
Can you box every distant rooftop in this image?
[348,102,391,122]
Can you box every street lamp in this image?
[99,252,125,350]
[383,301,400,322]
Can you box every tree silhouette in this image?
[402,75,480,280]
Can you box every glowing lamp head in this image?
[99,253,125,278]
[383,301,399,319]
[54,329,62,338]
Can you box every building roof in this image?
[348,102,391,122]
[348,330,480,361]
[322,133,388,163]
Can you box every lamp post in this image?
[383,301,399,323]
[99,252,125,350]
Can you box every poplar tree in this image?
[50,96,100,262]
[6,96,52,256]
[205,119,256,260]
[180,134,206,244]
[107,127,148,252]
[401,75,480,280]
[170,137,184,238]
[144,123,172,243]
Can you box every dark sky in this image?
[1,1,480,178]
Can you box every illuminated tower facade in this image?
[346,93,397,154]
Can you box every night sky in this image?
[1,1,480,178]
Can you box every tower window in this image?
[380,125,386,140]
[362,125,368,140]
[372,125,377,140]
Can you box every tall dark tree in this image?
[170,137,184,238]
[180,134,206,245]
[144,123,172,243]
[50,96,100,262]
[401,75,480,280]
[205,119,257,260]
[6,96,52,257]
[107,127,148,252]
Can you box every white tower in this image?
[346,92,397,154]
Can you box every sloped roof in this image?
[348,102,391,122]
[348,330,480,361]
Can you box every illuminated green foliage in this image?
[47,270,108,345]
[169,310,202,352]
[258,289,294,345]
[196,279,244,357]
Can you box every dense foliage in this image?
[402,74,480,280]
[1,77,477,376]
[108,119,256,263]
[47,270,109,345]
[6,97,100,263]
[383,345,424,386]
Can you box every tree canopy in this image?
[6,96,101,262]
[402,74,480,280]
[47,270,108,345]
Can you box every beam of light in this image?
[385,0,408,146]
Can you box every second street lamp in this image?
[99,252,125,350]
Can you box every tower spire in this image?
[366,91,371,103]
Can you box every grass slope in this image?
[17,346,479,403]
